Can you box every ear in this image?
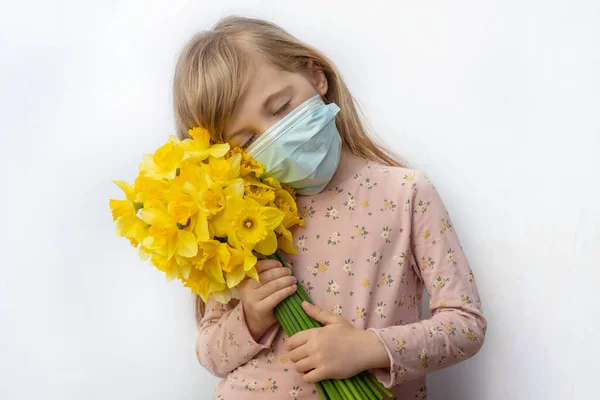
[307,59,328,96]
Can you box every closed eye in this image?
[241,134,258,149]
[273,101,291,117]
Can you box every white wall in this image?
[1,1,598,399]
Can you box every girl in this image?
[172,16,486,400]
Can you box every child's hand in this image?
[238,259,297,341]
[286,302,390,383]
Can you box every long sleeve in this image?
[367,170,487,388]
[195,296,280,378]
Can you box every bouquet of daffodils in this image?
[109,126,393,400]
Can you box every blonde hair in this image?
[172,16,407,323]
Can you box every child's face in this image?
[222,57,328,148]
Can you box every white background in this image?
[1,1,598,399]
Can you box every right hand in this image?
[238,259,297,341]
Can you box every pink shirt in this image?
[196,160,487,399]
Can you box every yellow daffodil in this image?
[150,253,191,281]
[109,180,141,221]
[228,146,265,176]
[138,137,185,179]
[139,203,197,259]
[273,188,303,255]
[182,126,230,162]
[224,246,258,288]
[185,211,210,243]
[182,267,212,302]
[109,199,135,222]
[262,177,282,190]
[116,214,148,248]
[212,196,284,255]
[243,176,276,206]
[211,287,240,304]
[196,240,230,285]
[180,239,244,300]
[276,224,297,255]
[164,187,198,225]
[206,154,241,186]
[245,185,276,206]
[263,177,297,200]
[273,189,303,229]
[133,173,169,205]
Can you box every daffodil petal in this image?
[209,143,230,158]
[261,207,285,231]
[139,207,170,225]
[226,265,246,288]
[187,126,211,148]
[194,213,210,242]
[210,280,228,294]
[167,234,178,260]
[243,252,258,271]
[180,263,192,279]
[254,231,277,255]
[138,246,152,261]
[277,228,298,255]
[228,230,241,249]
[111,180,134,199]
[110,199,134,221]
[246,266,259,281]
[204,258,226,284]
[177,230,198,257]
[211,210,229,237]
[224,178,245,197]
[212,288,234,304]
[166,269,178,281]
[217,243,231,266]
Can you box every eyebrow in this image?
[227,85,292,140]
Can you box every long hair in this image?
[172,16,407,323]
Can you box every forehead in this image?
[223,58,292,136]
[240,58,289,104]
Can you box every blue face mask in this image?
[245,94,342,195]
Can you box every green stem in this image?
[279,303,299,334]
[357,373,381,400]
[288,294,317,330]
[365,372,392,398]
[359,373,382,400]
[333,379,350,400]
[354,375,377,400]
[323,380,343,400]
[265,253,295,333]
[315,382,329,400]
[339,380,355,400]
[290,289,322,328]
[271,251,321,328]
[281,299,303,332]
[273,250,290,268]
[295,284,313,304]
[345,377,365,399]
[274,306,292,337]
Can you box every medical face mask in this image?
[245,94,342,196]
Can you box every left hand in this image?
[285,301,388,383]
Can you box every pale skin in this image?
[222,56,390,383]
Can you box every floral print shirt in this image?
[196,160,487,399]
